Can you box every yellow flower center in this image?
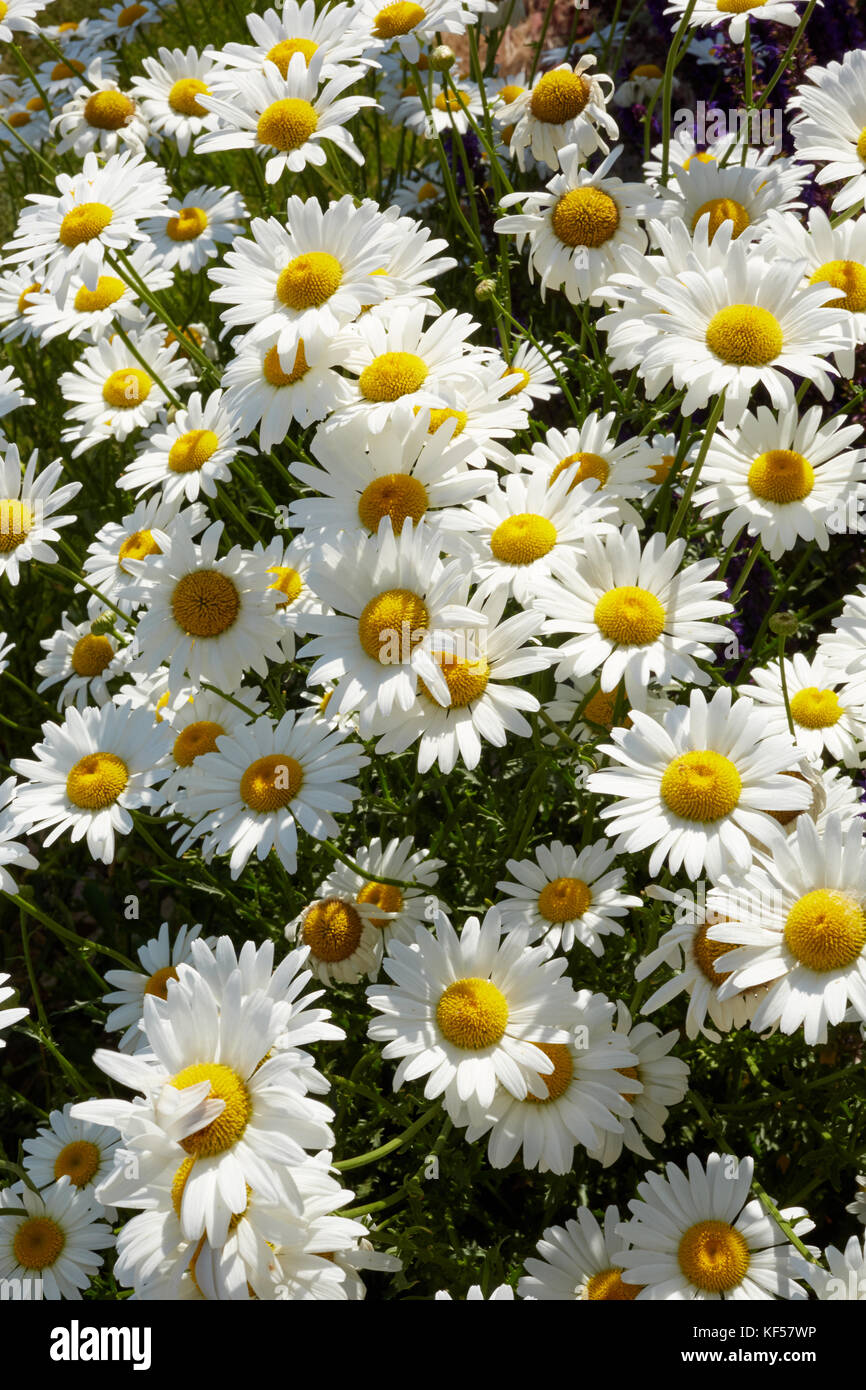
[583,686,621,729]
[357,879,404,927]
[166,206,209,242]
[652,453,678,483]
[678,1220,750,1292]
[268,564,303,606]
[117,528,161,570]
[73,275,125,313]
[747,448,814,503]
[424,406,467,435]
[789,687,843,729]
[170,570,240,637]
[682,152,716,170]
[83,90,136,131]
[594,585,666,645]
[537,876,591,923]
[692,920,737,983]
[857,128,866,164]
[66,751,129,810]
[168,429,220,474]
[58,201,113,248]
[530,70,591,124]
[257,97,318,150]
[144,964,179,998]
[691,197,751,241]
[262,341,309,386]
[358,587,429,663]
[660,750,742,822]
[303,898,364,961]
[71,633,114,678]
[417,650,490,707]
[53,1139,101,1187]
[173,719,226,767]
[784,888,866,972]
[51,59,85,81]
[240,753,303,812]
[705,304,783,365]
[617,1064,641,1091]
[808,259,866,314]
[501,365,530,396]
[522,1042,573,1102]
[549,451,610,488]
[171,1062,251,1157]
[498,83,526,104]
[490,512,556,565]
[170,1156,195,1218]
[585,1268,643,1300]
[632,64,664,79]
[0,500,33,552]
[359,350,428,402]
[434,90,471,112]
[16,281,40,313]
[7,111,31,127]
[436,977,508,1050]
[118,2,148,23]
[373,1,426,38]
[416,180,439,202]
[266,38,320,77]
[102,368,152,409]
[276,251,343,309]
[357,473,429,532]
[168,77,210,117]
[551,188,620,248]
[13,1218,65,1271]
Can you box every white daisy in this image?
[0,778,39,895]
[156,680,270,808]
[496,838,642,957]
[23,240,172,345]
[435,1283,516,1299]
[847,1177,866,1226]
[178,709,368,879]
[661,157,807,246]
[285,895,386,984]
[742,652,866,765]
[366,909,575,1123]
[0,442,82,586]
[789,49,866,214]
[707,814,866,1045]
[518,1205,641,1300]
[587,686,813,882]
[499,57,617,172]
[142,184,247,273]
[10,703,170,865]
[220,325,352,449]
[512,411,652,524]
[664,0,809,45]
[395,79,486,140]
[390,169,445,217]
[818,585,866,680]
[80,496,207,614]
[534,526,735,709]
[35,613,127,711]
[314,834,446,953]
[0,0,47,41]
[587,1001,690,1167]
[131,46,221,157]
[0,968,29,1045]
[614,62,665,108]
[496,338,564,406]
[102,921,216,1053]
[250,533,324,663]
[118,390,254,504]
[210,0,375,83]
[22,1105,119,1204]
[0,1179,112,1300]
[358,0,494,64]
[51,63,150,158]
[0,266,44,344]
[91,0,161,43]
[792,1233,866,1300]
[614,1151,812,1300]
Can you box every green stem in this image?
[334,1103,439,1171]
[667,393,725,541]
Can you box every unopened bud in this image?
[769,612,799,637]
[90,613,115,636]
[165,404,178,424]
[475,278,496,301]
[430,44,455,71]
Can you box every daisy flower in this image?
[792,1234,866,1300]
[366,204,456,310]
[157,680,269,807]
[123,520,287,693]
[614,1151,812,1300]
[35,613,127,711]
[762,206,866,376]
[0,1179,113,1300]
[179,709,368,879]
[1,100,51,151]
[291,406,490,538]
[518,1205,641,1300]
[499,58,617,172]
[102,921,216,1053]
[92,0,161,42]
[636,885,767,1041]
[314,834,446,953]
[512,411,652,523]
[541,676,674,746]
[118,390,254,504]
[358,0,493,63]
[788,49,866,214]
[251,533,324,663]
[642,126,780,187]
[416,369,529,469]
[334,303,488,432]
[0,778,39,894]
[80,495,207,614]
[661,156,806,245]
[847,1177,866,1225]
[131,46,221,157]
[742,652,866,765]
[463,990,639,1173]
[220,326,352,449]
[58,321,195,456]
[534,526,735,709]
[0,443,81,586]
[614,63,665,108]
[366,909,575,1123]
[195,51,374,182]
[634,237,851,428]
[0,266,44,344]
[0,969,29,1046]
[692,402,866,560]
[22,1105,119,1203]
[707,814,866,1045]
[819,585,866,680]
[211,0,375,82]
[495,144,659,305]
[0,364,34,425]
[395,80,486,140]
[0,0,46,40]
[301,516,480,736]
[496,838,642,957]
[51,64,150,158]
[664,0,809,45]
[10,703,170,865]
[209,194,396,348]
[142,185,247,273]
[497,339,564,406]
[23,240,172,345]
[285,895,386,984]
[587,1002,689,1167]
[587,686,813,882]
[445,467,618,607]
[390,169,445,216]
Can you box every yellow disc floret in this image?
[171,570,240,637]
[858,128,866,164]
[537,876,591,923]
[83,90,136,131]
[277,251,343,309]
[240,753,303,812]
[168,78,210,117]
[53,1140,101,1187]
[530,69,590,124]
[808,259,866,314]
[716,0,765,11]
[73,276,125,313]
[691,196,751,241]
[660,750,742,822]
[66,752,129,810]
[436,977,508,1050]
[552,187,620,248]
[166,206,208,242]
[358,473,429,532]
[268,564,303,606]
[373,1,426,38]
[71,633,114,678]
[303,898,364,961]
[266,38,319,76]
[747,448,814,503]
[705,304,783,365]
[359,351,428,402]
[357,880,403,928]
[262,341,309,386]
[117,528,161,569]
[692,920,737,984]
[0,500,33,552]
[358,587,429,662]
[144,964,179,999]
[678,1219,750,1291]
[585,1268,643,1300]
[522,1042,573,1102]
[594,585,666,646]
[257,97,318,150]
[171,1062,251,1157]
[418,651,490,707]
[13,1218,65,1271]
[172,719,225,767]
[58,202,113,248]
[490,512,557,565]
[549,451,610,488]
[168,428,220,473]
[102,368,152,409]
[789,687,843,729]
[784,888,866,972]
